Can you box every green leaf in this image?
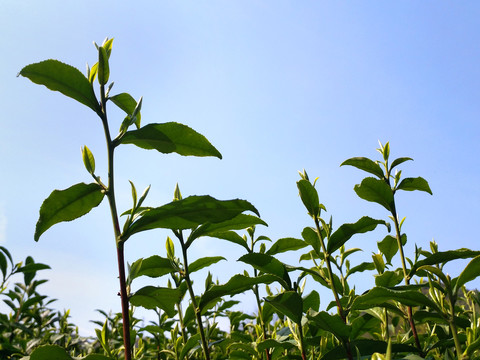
[130,286,182,317]
[35,183,105,241]
[390,157,413,171]
[396,177,433,195]
[109,93,142,126]
[341,157,384,179]
[321,339,419,360]
[19,60,101,113]
[297,179,320,217]
[201,231,250,252]
[257,339,296,352]
[377,235,398,265]
[266,238,308,256]
[302,227,321,255]
[454,255,480,293]
[189,256,226,273]
[81,145,95,175]
[187,214,267,247]
[238,253,291,290]
[346,261,375,278]
[327,217,386,254]
[125,196,259,239]
[130,255,176,280]
[409,249,480,278]
[374,270,403,287]
[266,291,303,325]
[30,344,111,360]
[307,310,351,340]
[97,46,109,85]
[199,274,277,311]
[353,177,394,212]
[302,290,320,312]
[179,334,201,360]
[120,122,222,158]
[351,286,439,312]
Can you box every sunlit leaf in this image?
[341,157,384,179]
[307,310,351,340]
[353,178,394,212]
[396,177,432,195]
[266,291,303,325]
[19,60,101,113]
[130,255,176,280]
[297,179,320,217]
[266,237,308,256]
[189,256,226,273]
[409,249,480,278]
[120,122,222,158]
[238,253,291,290]
[35,183,105,241]
[130,286,182,317]
[454,255,480,293]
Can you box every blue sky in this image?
[1,1,479,335]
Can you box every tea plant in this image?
[19,38,262,360]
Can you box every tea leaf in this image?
[307,310,351,340]
[374,270,403,287]
[303,290,320,312]
[321,339,418,360]
[199,274,277,311]
[266,237,308,256]
[454,255,480,293]
[130,286,182,317]
[238,253,292,290]
[341,157,384,179]
[396,177,433,195]
[109,93,141,126]
[189,256,226,274]
[130,255,176,279]
[125,196,259,239]
[328,217,386,254]
[97,46,109,85]
[120,122,222,158]
[390,157,413,171]
[179,334,201,360]
[35,183,105,241]
[19,60,101,113]
[409,249,480,278]
[353,177,394,212]
[297,179,320,217]
[377,235,398,265]
[266,291,303,325]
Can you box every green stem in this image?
[99,84,132,360]
[297,322,307,360]
[314,216,353,360]
[390,205,422,356]
[448,297,463,358]
[253,268,271,360]
[177,231,211,360]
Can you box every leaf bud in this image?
[81,145,95,175]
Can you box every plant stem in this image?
[177,231,211,360]
[314,216,353,360]
[448,296,463,358]
[297,322,307,360]
[253,269,271,360]
[390,205,422,356]
[99,84,132,360]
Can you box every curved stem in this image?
[99,84,132,360]
[177,231,211,360]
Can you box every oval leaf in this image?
[353,177,394,212]
[189,256,226,273]
[327,216,386,254]
[297,179,320,217]
[238,253,291,290]
[266,237,308,256]
[35,183,105,241]
[341,157,384,179]
[455,255,480,293]
[396,177,433,195]
[125,196,259,239]
[131,255,177,279]
[120,122,222,158]
[130,286,182,317]
[266,291,303,325]
[19,60,100,113]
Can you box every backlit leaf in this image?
[35,183,105,241]
[307,310,351,340]
[120,122,222,158]
[297,179,320,217]
[238,253,291,290]
[131,255,176,279]
[266,291,303,325]
[19,60,100,113]
[396,177,432,195]
[353,177,394,212]
[341,157,384,179]
[189,256,226,273]
[130,286,182,317]
[266,237,308,256]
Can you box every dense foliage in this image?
[6,38,479,359]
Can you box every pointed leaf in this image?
[19,60,100,113]
[455,255,480,293]
[257,339,296,352]
[199,274,277,311]
[346,261,375,278]
[390,157,413,171]
[201,231,250,252]
[189,256,226,273]
[109,93,142,125]
[266,238,308,256]
[130,286,182,317]
[97,46,109,85]
[125,196,259,239]
[238,253,291,290]
[351,286,439,312]
[179,334,201,360]
[327,216,386,254]
[341,157,384,179]
[308,310,351,340]
[396,177,433,195]
[353,177,394,212]
[321,339,419,360]
[377,235,398,265]
[35,183,105,241]
[302,227,321,255]
[120,122,222,158]
[297,179,320,217]
[303,290,320,312]
[374,270,403,287]
[131,255,176,280]
[266,291,303,324]
[187,214,266,247]
[409,249,480,278]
